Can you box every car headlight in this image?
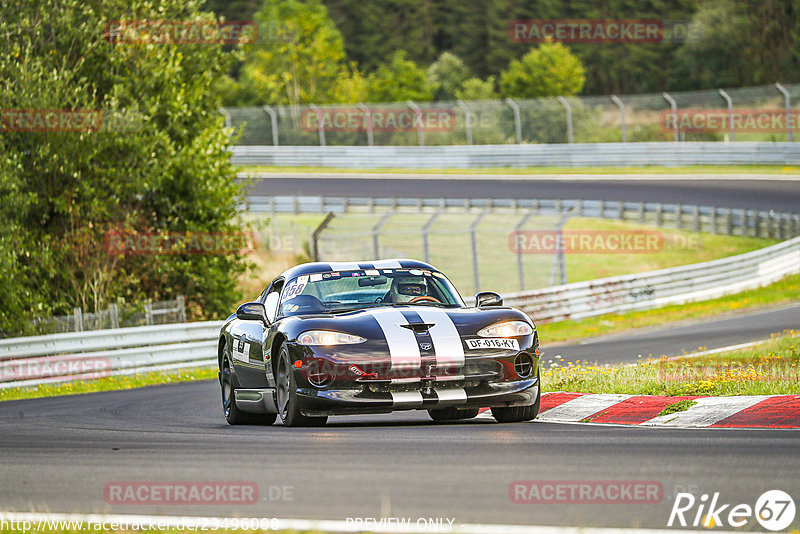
[297,330,366,346]
[477,320,533,338]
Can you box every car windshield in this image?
[279,268,465,317]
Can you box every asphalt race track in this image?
[2,382,799,529]
[548,303,800,365]
[2,174,798,531]
[1,306,798,530]
[244,175,800,213]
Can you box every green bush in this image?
[0,0,249,336]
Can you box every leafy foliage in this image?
[0,0,248,335]
[366,51,434,102]
[499,43,586,98]
[236,0,364,105]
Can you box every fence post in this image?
[717,89,735,142]
[550,207,574,286]
[422,211,441,263]
[610,95,626,142]
[372,212,393,258]
[662,93,679,142]
[262,106,279,146]
[407,101,425,146]
[775,83,793,142]
[110,303,119,329]
[556,96,574,143]
[514,212,534,291]
[656,203,663,226]
[693,205,700,232]
[145,302,153,326]
[725,208,733,235]
[357,103,374,146]
[754,211,762,238]
[710,207,717,234]
[457,100,473,145]
[219,107,231,128]
[505,98,522,144]
[470,210,488,293]
[740,210,748,237]
[638,202,645,224]
[177,295,186,323]
[311,212,336,261]
[309,104,326,146]
[73,307,83,332]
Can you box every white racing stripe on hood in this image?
[371,259,402,269]
[369,308,421,370]
[327,262,361,271]
[414,308,465,369]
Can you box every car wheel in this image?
[220,346,277,426]
[427,407,480,421]
[491,371,541,423]
[276,342,327,427]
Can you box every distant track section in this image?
[242,175,800,213]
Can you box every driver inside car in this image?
[388,277,429,303]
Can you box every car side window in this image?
[264,281,283,322]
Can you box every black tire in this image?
[491,372,541,423]
[275,342,328,427]
[220,346,277,426]
[428,406,481,421]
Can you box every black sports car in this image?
[218,259,540,427]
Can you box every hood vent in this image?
[400,322,435,334]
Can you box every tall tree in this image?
[0,0,248,334]
[238,0,365,105]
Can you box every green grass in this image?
[0,367,218,403]
[543,331,799,396]
[239,164,800,175]
[540,271,800,344]
[658,399,697,416]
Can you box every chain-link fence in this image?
[315,211,575,296]
[224,83,800,146]
[307,198,797,297]
[28,297,186,336]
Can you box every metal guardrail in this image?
[504,235,800,322]
[0,322,222,389]
[244,196,800,239]
[1,237,798,389]
[231,142,800,168]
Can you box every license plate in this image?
[466,338,519,350]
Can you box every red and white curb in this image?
[478,393,800,428]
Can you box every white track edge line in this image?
[0,511,740,534]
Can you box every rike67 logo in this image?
[669,490,795,531]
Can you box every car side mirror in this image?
[236,302,269,325]
[475,291,503,307]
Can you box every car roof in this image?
[279,259,438,280]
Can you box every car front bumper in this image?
[294,375,539,417]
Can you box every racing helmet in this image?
[390,276,427,303]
